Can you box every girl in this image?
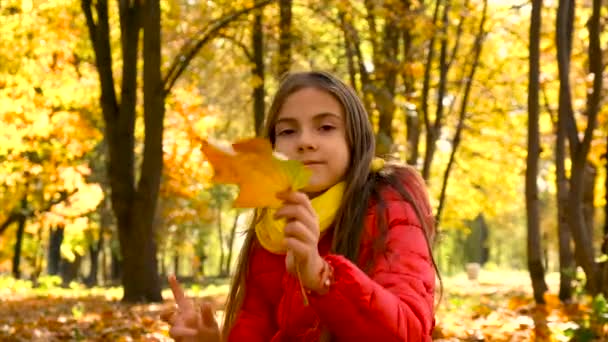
[164,71,439,341]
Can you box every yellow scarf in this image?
[255,182,345,254]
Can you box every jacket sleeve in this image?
[228,245,280,341]
[308,199,436,341]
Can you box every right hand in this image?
[160,275,221,342]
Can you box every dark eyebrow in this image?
[276,117,297,125]
[276,112,341,124]
[313,112,341,121]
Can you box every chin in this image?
[303,178,342,198]
[302,182,331,196]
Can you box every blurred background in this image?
[0,0,607,340]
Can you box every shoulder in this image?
[357,165,434,263]
[367,164,434,231]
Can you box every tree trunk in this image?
[371,1,402,154]
[100,238,107,285]
[12,199,26,279]
[432,0,450,157]
[96,194,112,285]
[31,225,44,282]
[60,253,83,287]
[401,5,421,166]
[252,9,265,136]
[47,225,65,276]
[198,248,207,278]
[602,139,608,295]
[85,243,101,287]
[603,133,608,256]
[278,0,292,76]
[420,0,442,180]
[111,243,122,284]
[374,33,399,152]
[405,113,420,166]
[83,0,164,302]
[119,0,164,302]
[567,164,599,293]
[553,72,574,301]
[526,0,549,304]
[337,6,372,115]
[556,0,603,294]
[217,206,225,276]
[582,162,596,241]
[173,253,180,277]
[158,248,166,279]
[85,211,108,287]
[342,13,358,92]
[541,231,551,272]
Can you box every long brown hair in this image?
[222,71,440,339]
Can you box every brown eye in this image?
[277,128,295,136]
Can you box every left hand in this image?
[160,275,221,342]
[275,191,325,292]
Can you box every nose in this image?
[297,128,317,152]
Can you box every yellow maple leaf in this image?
[200,137,311,208]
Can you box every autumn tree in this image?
[0,0,104,280]
[555,0,604,295]
[526,0,548,304]
[253,9,266,136]
[433,0,486,227]
[81,0,272,301]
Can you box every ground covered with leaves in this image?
[434,271,607,341]
[1,271,606,341]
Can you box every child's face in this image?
[274,87,350,196]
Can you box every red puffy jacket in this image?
[228,180,436,341]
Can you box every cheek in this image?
[274,139,294,158]
[340,143,351,169]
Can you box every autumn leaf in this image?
[200,137,311,208]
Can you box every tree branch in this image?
[337,4,372,111]
[435,0,487,227]
[578,0,602,159]
[421,0,442,134]
[446,0,469,71]
[556,0,580,155]
[163,0,273,95]
[218,32,254,62]
[81,0,118,122]
[0,189,78,236]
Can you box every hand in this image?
[275,191,325,292]
[160,275,221,342]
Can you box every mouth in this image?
[302,160,324,166]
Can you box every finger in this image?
[169,326,198,338]
[160,310,180,326]
[183,306,200,327]
[277,191,315,215]
[284,221,317,245]
[284,236,311,262]
[159,308,175,323]
[275,205,317,233]
[200,301,219,329]
[168,275,193,311]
